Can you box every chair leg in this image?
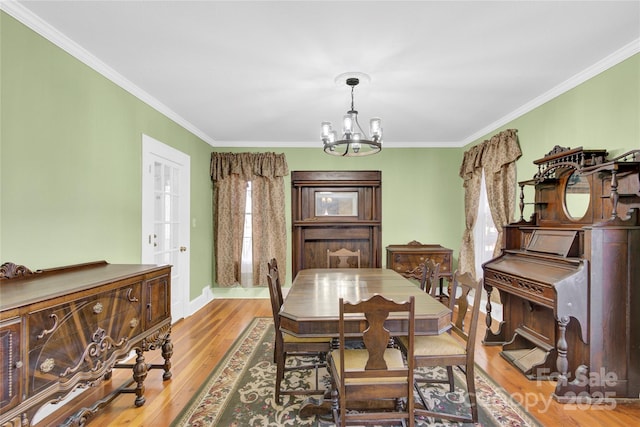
[466,364,478,423]
[330,387,340,427]
[446,365,454,392]
[274,351,285,404]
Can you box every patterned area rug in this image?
[171,318,541,426]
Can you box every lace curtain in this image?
[211,152,289,287]
[458,129,521,278]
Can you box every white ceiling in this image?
[5,1,640,148]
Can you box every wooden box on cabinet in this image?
[386,241,453,282]
[0,260,172,427]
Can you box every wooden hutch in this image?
[482,146,639,402]
[291,171,382,277]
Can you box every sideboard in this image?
[386,241,452,280]
[0,260,172,426]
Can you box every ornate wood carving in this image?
[0,262,38,280]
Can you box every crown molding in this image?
[1,0,217,147]
[460,38,640,148]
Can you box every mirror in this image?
[564,171,590,220]
[315,191,358,216]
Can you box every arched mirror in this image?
[564,171,590,220]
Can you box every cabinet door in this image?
[145,273,171,328]
[27,283,143,395]
[0,317,22,412]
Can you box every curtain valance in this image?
[459,129,520,181]
[457,128,521,280]
[210,152,289,182]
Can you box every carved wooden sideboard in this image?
[385,241,453,282]
[0,260,172,426]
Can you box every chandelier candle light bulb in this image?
[321,74,382,156]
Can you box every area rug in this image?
[171,318,541,426]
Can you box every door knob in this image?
[180,246,187,252]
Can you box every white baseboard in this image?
[187,284,215,317]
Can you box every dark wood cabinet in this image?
[291,171,382,277]
[0,261,172,426]
[385,241,453,281]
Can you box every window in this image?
[474,171,498,279]
[474,171,501,321]
[240,181,252,287]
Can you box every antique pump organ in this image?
[482,146,639,402]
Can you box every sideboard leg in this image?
[162,334,173,380]
[132,348,147,407]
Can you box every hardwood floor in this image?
[45,298,639,426]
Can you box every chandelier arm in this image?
[354,114,367,137]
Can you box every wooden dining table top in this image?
[279,268,452,338]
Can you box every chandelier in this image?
[321,75,382,156]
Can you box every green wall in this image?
[0,13,214,299]
[2,11,638,301]
[467,54,639,222]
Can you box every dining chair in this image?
[267,258,284,312]
[419,259,441,296]
[327,248,361,268]
[329,294,415,427]
[266,258,332,404]
[396,270,482,423]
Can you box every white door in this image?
[141,134,190,322]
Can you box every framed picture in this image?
[315,191,358,216]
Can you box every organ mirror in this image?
[564,171,590,220]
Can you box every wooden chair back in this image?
[266,261,283,332]
[448,270,483,356]
[334,294,415,426]
[267,258,284,309]
[327,248,361,268]
[419,259,441,296]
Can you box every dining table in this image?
[279,268,452,338]
[278,268,453,418]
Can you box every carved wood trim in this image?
[0,262,39,280]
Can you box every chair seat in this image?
[398,333,466,357]
[283,332,331,344]
[330,348,407,384]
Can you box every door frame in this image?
[141,134,190,322]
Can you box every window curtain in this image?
[210,152,289,287]
[458,129,521,278]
